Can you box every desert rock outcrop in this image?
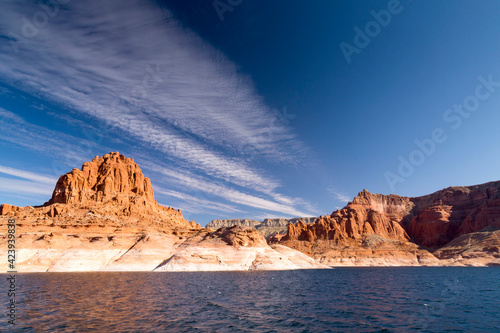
[0,152,321,272]
[275,182,500,266]
[48,152,155,207]
[156,226,321,271]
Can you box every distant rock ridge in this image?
[208,219,261,229]
[262,217,317,227]
[207,217,318,237]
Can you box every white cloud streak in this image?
[155,187,244,215]
[0,0,316,217]
[0,165,57,203]
[0,165,57,185]
[327,187,352,204]
[0,177,54,196]
[144,162,313,217]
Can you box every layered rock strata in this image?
[207,217,317,238]
[0,152,322,272]
[275,182,500,267]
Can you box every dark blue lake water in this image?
[1,267,499,332]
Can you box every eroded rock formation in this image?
[282,190,411,244]
[0,152,320,272]
[432,226,500,266]
[409,183,500,246]
[156,226,321,271]
[275,182,500,266]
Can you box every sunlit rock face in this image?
[0,152,322,272]
[409,183,500,247]
[275,182,500,267]
[155,226,323,272]
[48,152,156,207]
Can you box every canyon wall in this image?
[275,183,500,266]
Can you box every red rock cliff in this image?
[48,152,155,207]
[283,189,411,244]
[408,182,500,246]
[282,181,500,248]
[0,152,196,230]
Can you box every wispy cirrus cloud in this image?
[141,161,315,217]
[327,187,352,204]
[0,0,316,218]
[0,165,56,197]
[155,187,244,215]
[0,177,53,196]
[0,165,57,185]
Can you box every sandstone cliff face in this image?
[1,152,187,228]
[275,191,429,266]
[409,182,500,246]
[48,152,155,207]
[281,183,500,248]
[0,152,321,272]
[276,182,500,267]
[283,193,411,244]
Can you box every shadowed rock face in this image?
[408,182,500,246]
[432,226,500,266]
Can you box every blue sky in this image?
[0,0,499,226]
